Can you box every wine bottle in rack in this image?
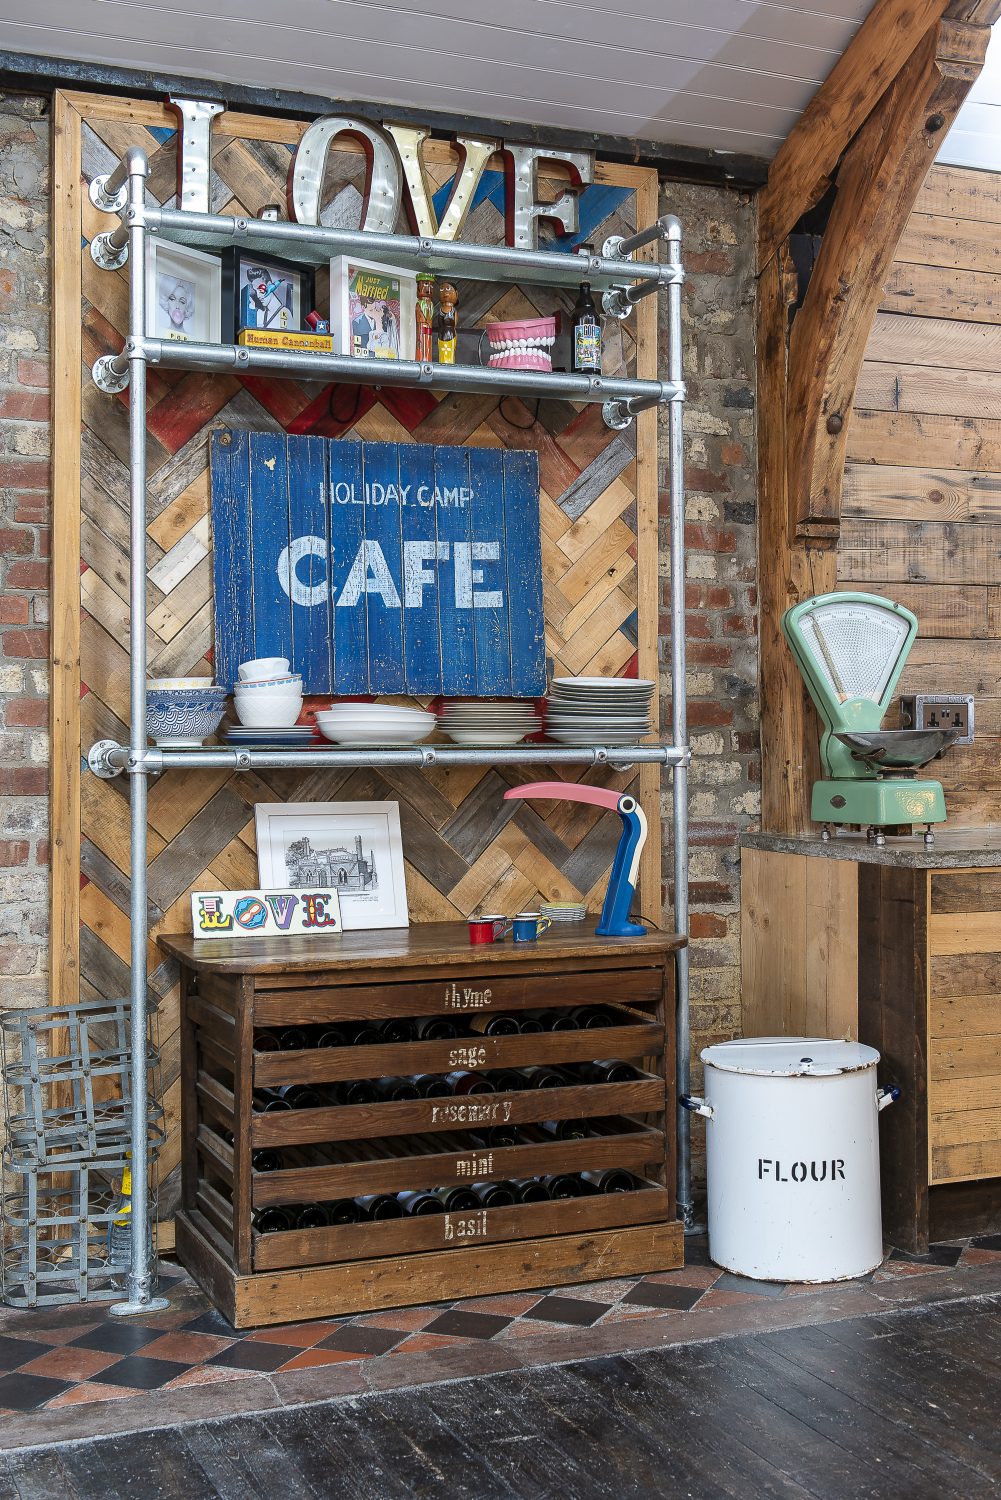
[489,1069,526,1094]
[252,1207,294,1233]
[375,1076,420,1101]
[471,1181,516,1208]
[252,1089,292,1113]
[273,1083,326,1109]
[470,1123,519,1148]
[350,1023,383,1047]
[536,1009,577,1031]
[414,1016,460,1040]
[412,1074,452,1098]
[509,1177,550,1203]
[542,1173,585,1199]
[251,1148,283,1172]
[580,1169,637,1194]
[518,1015,544,1034]
[467,1013,520,1036]
[294,1203,331,1229]
[446,1070,495,1096]
[433,1186,480,1211]
[338,1079,378,1105]
[379,1017,416,1043]
[326,1199,360,1224]
[521,1065,568,1089]
[568,1006,615,1029]
[355,1193,404,1220]
[253,1029,282,1052]
[278,1026,311,1050]
[541,1119,589,1140]
[580,1060,640,1084]
[316,1025,349,1048]
[398,1190,445,1215]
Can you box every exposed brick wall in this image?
[658,180,759,1196]
[0,95,50,1000]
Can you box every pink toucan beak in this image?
[503,781,623,810]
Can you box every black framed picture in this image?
[220,248,315,341]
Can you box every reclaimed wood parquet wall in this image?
[51,92,661,1215]
[841,161,1001,826]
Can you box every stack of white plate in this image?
[540,899,587,923]
[439,699,541,746]
[544,677,655,745]
[316,703,436,747]
[223,724,316,748]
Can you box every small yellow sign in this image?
[237,329,333,353]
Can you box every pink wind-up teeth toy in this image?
[486,316,556,372]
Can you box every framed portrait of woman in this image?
[145,238,222,344]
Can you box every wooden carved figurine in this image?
[416,276,436,362]
[437,281,458,365]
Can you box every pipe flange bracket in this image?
[90,232,128,271]
[88,739,123,779]
[601,287,632,321]
[89,174,129,215]
[602,400,633,432]
[92,356,130,394]
[601,233,626,261]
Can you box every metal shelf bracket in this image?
[90,231,129,271]
[92,355,131,394]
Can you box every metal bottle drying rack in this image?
[84,146,693,1313]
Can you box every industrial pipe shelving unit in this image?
[86,146,692,1315]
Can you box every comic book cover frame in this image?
[220,248,315,341]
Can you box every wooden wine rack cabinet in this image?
[161,923,685,1328]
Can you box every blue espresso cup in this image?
[512,911,553,943]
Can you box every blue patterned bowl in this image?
[146,685,227,747]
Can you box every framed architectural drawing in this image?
[254,801,409,930]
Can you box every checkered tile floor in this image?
[0,1235,996,1413]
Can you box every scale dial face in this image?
[797,600,911,708]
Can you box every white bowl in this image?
[234,674,302,691]
[318,724,435,746]
[238,657,289,681]
[233,696,303,728]
[316,704,435,722]
[148,677,217,691]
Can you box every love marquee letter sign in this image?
[210,430,546,697]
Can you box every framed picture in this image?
[221,248,314,341]
[330,255,416,361]
[145,237,221,344]
[254,801,409,931]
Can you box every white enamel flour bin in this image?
[682,1038,898,1283]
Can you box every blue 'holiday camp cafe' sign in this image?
[210,430,546,696]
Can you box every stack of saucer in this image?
[439,699,541,746]
[544,677,655,745]
[224,724,316,749]
[540,899,587,924]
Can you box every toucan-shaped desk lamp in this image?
[503,782,648,937]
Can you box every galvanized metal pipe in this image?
[606,214,682,260]
[145,337,677,406]
[665,219,693,1229]
[96,742,689,775]
[112,148,166,1317]
[147,205,678,291]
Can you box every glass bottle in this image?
[571,276,602,374]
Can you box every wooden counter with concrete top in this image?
[740,829,1001,1252]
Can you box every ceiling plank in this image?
[785,19,990,536]
[758,0,954,266]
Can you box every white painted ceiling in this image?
[938,23,1001,172]
[0,0,879,159]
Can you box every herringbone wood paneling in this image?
[63,98,660,1217]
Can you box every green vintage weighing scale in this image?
[782,592,960,846]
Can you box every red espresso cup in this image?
[468,913,512,945]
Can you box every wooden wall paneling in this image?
[880,262,1001,324]
[54,92,664,1214]
[856,865,930,1252]
[842,466,1001,525]
[740,849,858,1039]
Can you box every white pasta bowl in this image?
[233,692,304,728]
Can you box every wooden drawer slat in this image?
[253,1014,661,1087]
[252,1180,670,1270]
[252,968,662,1024]
[251,1074,665,1147]
[196,1070,235,1120]
[188,996,236,1043]
[252,1122,665,1205]
[197,1123,234,1185]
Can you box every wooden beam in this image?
[50,91,83,1004]
[757,250,836,834]
[787,20,989,536]
[758,0,953,266]
[946,0,1001,24]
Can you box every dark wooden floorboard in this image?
[1,1299,1000,1498]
